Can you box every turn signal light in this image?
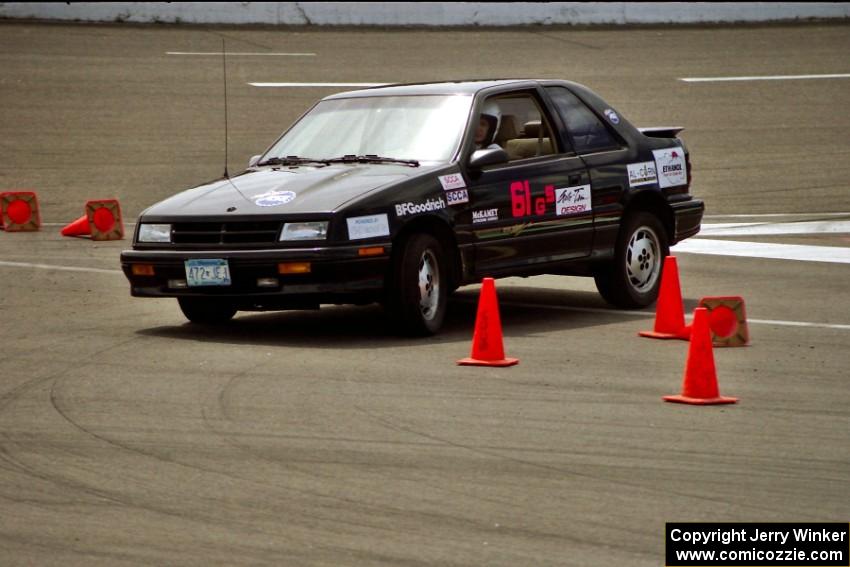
[131,264,155,276]
[278,262,311,274]
[358,246,385,257]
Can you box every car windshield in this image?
[263,95,473,163]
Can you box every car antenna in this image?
[217,38,250,203]
[221,37,230,179]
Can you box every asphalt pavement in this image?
[1,21,848,566]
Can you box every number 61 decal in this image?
[510,180,555,217]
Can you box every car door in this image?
[460,89,593,276]
[542,85,630,256]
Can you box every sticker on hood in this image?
[253,190,296,207]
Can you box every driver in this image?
[474,101,503,150]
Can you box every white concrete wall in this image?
[1,2,849,26]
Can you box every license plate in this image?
[185,259,231,287]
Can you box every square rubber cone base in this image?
[638,328,691,340]
[457,357,519,367]
[663,394,738,405]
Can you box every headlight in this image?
[280,221,328,241]
[138,223,172,243]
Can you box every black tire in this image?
[594,211,669,308]
[384,233,448,336]
[178,297,237,325]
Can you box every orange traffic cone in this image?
[639,256,691,340]
[0,191,41,231]
[457,278,518,367]
[61,215,91,237]
[663,307,738,405]
[60,199,124,241]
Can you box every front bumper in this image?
[120,243,392,304]
[670,198,704,244]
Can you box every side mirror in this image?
[468,148,508,170]
[248,154,262,168]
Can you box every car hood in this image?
[143,164,435,217]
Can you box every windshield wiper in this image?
[325,154,420,167]
[257,156,330,167]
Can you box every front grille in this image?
[171,221,282,246]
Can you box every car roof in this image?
[322,79,547,99]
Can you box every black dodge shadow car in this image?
[121,79,703,334]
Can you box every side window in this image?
[476,94,558,162]
[545,87,620,154]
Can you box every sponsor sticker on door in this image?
[472,208,499,224]
[554,184,591,216]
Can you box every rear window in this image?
[546,87,620,154]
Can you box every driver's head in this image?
[476,101,502,146]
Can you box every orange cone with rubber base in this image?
[457,278,518,367]
[639,255,690,340]
[663,307,738,405]
[61,199,124,240]
[698,296,750,347]
[1,191,41,231]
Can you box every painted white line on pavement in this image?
[492,301,850,331]
[0,260,122,275]
[168,52,316,56]
[704,212,850,219]
[673,239,850,264]
[701,220,850,236]
[249,82,389,87]
[39,222,137,228]
[680,74,850,83]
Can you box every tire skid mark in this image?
[44,368,310,547]
[353,405,828,521]
[0,339,299,555]
[347,405,662,553]
[203,367,510,541]
[0,531,146,566]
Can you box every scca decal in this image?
[446,189,469,205]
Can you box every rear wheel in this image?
[178,297,237,325]
[594,211,668,308]
[385,233,447,335]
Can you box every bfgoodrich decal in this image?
[652,147,687,188]
[627,161,658,187]
[347,214,390,240]
[395,198,446,217]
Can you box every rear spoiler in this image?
[638,127,684,138]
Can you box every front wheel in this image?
[384,233,448,336]
[178,297,237,325]
[594,211,669,308]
